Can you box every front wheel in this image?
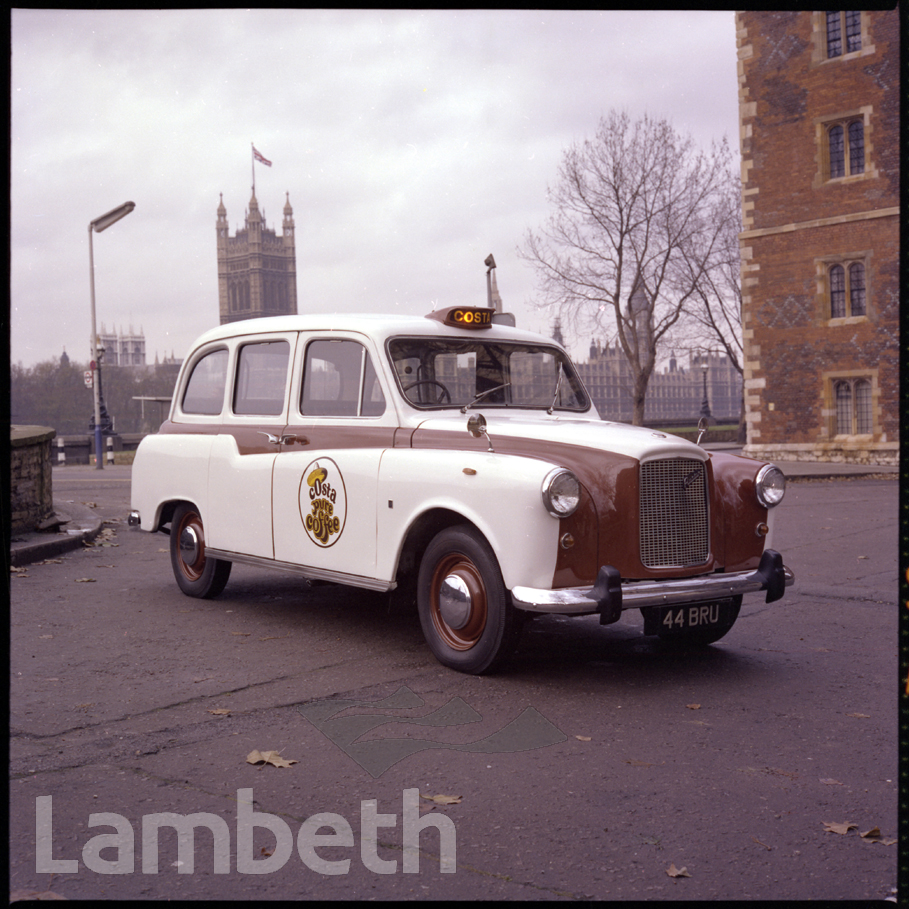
[170,503,232,598]
[417,525,521,674]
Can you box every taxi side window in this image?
[182,348,228,415]
[233,340,290,416]
[301,339,386,417]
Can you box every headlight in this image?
[756,465,786,508]
[541,468,581,518]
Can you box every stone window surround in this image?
[820,368,879,439]
[814,108,874,186]
[815,251,872,324]
[810,10,874,66]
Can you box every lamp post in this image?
[699,352,712,422]
[88,201,135,469]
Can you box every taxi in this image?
[129,306,793,674]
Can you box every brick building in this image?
[736,10,899,464]
[217,192,298,324]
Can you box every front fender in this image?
[376,448,562,590]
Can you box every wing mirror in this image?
[467,413,494,452]
[696,416,709,446]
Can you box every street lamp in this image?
[699,352,712,422]
[89,201,135,469]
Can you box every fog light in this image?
[560,533,575,550]
[755,522,769,537]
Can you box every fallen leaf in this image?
[39,634,54,639]
[10,566,28,573]
[859,827,895,845]
[820,778,843,786]
[246,749,298,769]
[685,704,701,710]
[75,578,96,583]
[846,712,870,718]
[208,708,231,716]
[419,793,462,805]
[231,632,251,637]
[858,555,869,560]
[575,735,592,741]
[823,821,857,835]
[666,863,691,878]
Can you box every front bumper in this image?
[511,549,794,624]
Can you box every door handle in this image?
[281,434,309,446]
[257,431,281,444]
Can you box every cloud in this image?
[11,9,738,367]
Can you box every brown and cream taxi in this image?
[129,306,793,674]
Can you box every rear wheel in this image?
[417,525,521,674]
[170,503,231,598]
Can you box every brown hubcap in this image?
[430,553,488,650]
[176,511,206,581]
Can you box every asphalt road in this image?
[9,469,898,901]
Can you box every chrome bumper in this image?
[512,549,794,623]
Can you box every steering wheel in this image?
[403,380,451,405]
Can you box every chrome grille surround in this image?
[639,458,709,568]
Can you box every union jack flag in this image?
[252,146,272,167]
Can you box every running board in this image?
[204,548,396,593]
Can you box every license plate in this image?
[643,599,736,636]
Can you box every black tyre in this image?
[170,503,232,598]
[656,596,742,646]
[417,524,520,674]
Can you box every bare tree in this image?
[521,110,736,425]
[672,174,746,439]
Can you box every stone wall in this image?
[11,426,56,534]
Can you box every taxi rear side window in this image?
[182,348,228,415]
[233,340,291,416]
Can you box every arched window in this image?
[848,262,866,315]
[828,125,845,179]
[829,265,846,318]
[826,120,863,180]
[834,377,873,435]
[848,121,865,174]
[826,11,862,58]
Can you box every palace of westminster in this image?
[95,187,741,425]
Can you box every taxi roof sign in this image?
[426,306,495,329]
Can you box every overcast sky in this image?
[10,8,740,370]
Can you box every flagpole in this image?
[251,142,255,194]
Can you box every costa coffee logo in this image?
[300,459,347,547]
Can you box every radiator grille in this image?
[639,458,709,568]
